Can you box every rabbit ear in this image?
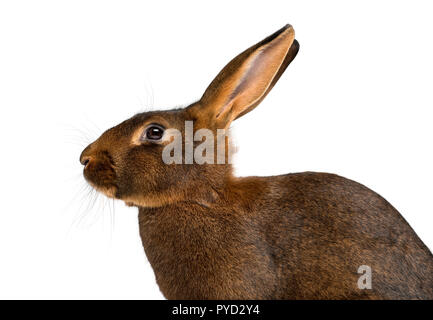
[191,25,298,128]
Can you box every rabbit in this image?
[79,24,433,299]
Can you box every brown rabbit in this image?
[80,25,433,299]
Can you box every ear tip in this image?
[282,24,294,34]
[275,24,296,43]
[261,24,295,48]
[292,39,300,51]
[277,24,294,36]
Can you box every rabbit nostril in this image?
[81,156,91,167]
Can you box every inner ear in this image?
[234,39,299,120]
[221,33,292,118]
[192,25,298,129]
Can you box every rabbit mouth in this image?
[83,170,118,199]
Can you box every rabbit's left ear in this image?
[190,25,298,128]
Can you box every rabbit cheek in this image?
[114,147,182,207]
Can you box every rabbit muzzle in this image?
[80,147,118,199]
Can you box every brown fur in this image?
[80,25,433,299]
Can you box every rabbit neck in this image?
[123,163,233,208]
[137,175,269,299]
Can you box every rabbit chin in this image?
[120,192,183,208]
[87,181,117,199]
[87,181,175,208]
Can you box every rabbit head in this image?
[80,25,299,207]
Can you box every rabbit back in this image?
[262,172,433,299]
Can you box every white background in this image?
[0,0,432,299]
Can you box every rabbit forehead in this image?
[131,108,189,129]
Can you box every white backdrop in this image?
[0,0,432,299]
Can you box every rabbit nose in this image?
[80,145,93,166]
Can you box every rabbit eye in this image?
[144,124,165,141]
